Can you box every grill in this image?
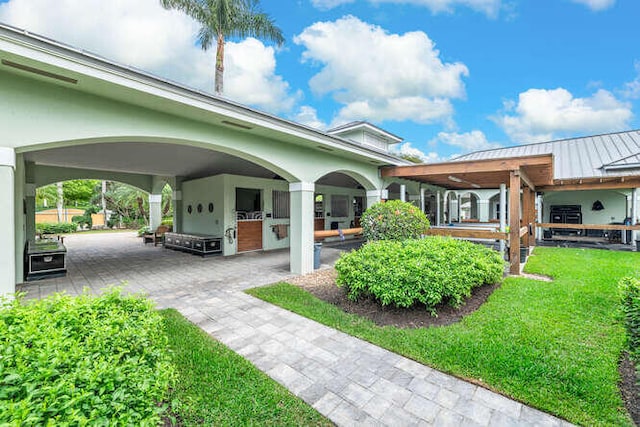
[550,205,582,235]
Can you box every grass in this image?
[160,309,331,426]
[247,247,638,426]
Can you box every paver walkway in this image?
[19,232,573,426]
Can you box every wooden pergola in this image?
[383,153,640,275]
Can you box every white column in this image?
[623,195,631,244]
[290,182,315,275]
[536,194,543,240]
[420,188,425,213]
[1,147,16,295]
[366,189,385,208]
[436,191,441,226]
[632,188,638,245]
[457,194,462,222]
[172,190,182,233]
[499,183,507,256]
[400,184,406,202]
[477,199,490,222]
[149,194,162,230]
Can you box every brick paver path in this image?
[18,232,573,426]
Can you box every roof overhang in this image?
[381,154,554,190]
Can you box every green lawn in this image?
[247,247,636,426]
[161,309,331,426]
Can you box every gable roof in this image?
[327,121,403,144]
[454,129,640,180]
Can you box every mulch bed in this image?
[289,268,640,425]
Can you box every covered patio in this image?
[16,231,348,299]
[382,153,640,275]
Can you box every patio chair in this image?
[153,225,171,246]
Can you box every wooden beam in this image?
[539,178,640,192]
[526,187,536,247]
[516,168,535,191]
[537,223,640,231]
[314,227,363,240]
[509,171,521,275]
[424,228,507,240]
[381,154,553,178]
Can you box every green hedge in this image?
[335,236,505,314]
[360,200,430,241]
[36,222,77,234]
[0,289,174,425]
[620,276,640,366]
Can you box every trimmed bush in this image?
[360,200,430,242]
[0,289,174,425]
[335,236,504,314]
[36,222,77,234]
[619,276,640,364]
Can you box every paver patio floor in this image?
[18,232,573,426]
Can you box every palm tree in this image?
[160,0,284,95]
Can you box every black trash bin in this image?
[313,242,322,269]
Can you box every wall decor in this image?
[187,204,192,214]
[197,203,203,213]
[208,202,214,213]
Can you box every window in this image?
[331,195,349,217]
[272,190,290,219]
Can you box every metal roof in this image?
[453,129,640,180]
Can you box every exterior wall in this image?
[542,190,628,224]
[181,173,368,253]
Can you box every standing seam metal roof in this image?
[453,129,640,180]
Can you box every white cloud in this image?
[294,16,468,126]
[291,106,328,129]
[0,0,296,113]
[430,130,501,152]
[621,61,640,100]
[224,39,299,113]
[310,0,355,11]
[494,88,632,143]
[393,142,444,163]
[312,0,502,17]
[569,0,615,11]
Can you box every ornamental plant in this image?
[360,200,430,241]
[335,236,504,314]
[619,276,640,364]
[0,289,174,425]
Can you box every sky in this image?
[1,0,639,162]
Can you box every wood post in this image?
[526,187,536,247]
[509,171,521,275]
[522,186,531,248]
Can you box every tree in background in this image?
[160,0,284,94]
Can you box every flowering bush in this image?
[360,200,430,241]
[335,236,505,314]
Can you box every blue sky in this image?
[1,0,639,161]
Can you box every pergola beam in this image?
[515,168,535,191]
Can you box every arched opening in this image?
[489,192,505,221]
[314,171,369,233]
[460,191,479,222]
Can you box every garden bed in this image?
[289,268,500,328]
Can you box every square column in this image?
[366,189,387,208]
[149,194,162,230]
[509,172,521,275]
[290,182,315,275]
[477,199,490,223]
[0,147,16,295]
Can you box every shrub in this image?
[0,289,174,425]
[36,222,77,235]
[335,236,504,314]
[619,276,640,364]
[360,200,430,242]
